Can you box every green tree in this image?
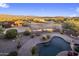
[5,29,17,39]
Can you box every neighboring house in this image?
[2,22,11,28]
[0,21,15,28]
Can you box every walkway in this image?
[18,37,42,56]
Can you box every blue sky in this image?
[0,3,79,16]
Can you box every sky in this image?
[0,3,79,17]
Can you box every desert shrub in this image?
[67,51,78,56]
[60,30,64,34]
[0,27,4,39]
[41,35,48,41]
[5,29,17,39]
[31,46,36,55]
[0,27,4,33]
[75,47,79,52]
[23,29,32,36]
[17,43,21,49]
[46,35,50,39]
[30,34,35,38]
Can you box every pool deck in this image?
[18,32,79,56]
[56,51,68,56]
[57,51,79,56]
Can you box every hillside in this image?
[0,14,79,22]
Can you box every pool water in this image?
[36,36,71,56]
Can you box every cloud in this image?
[70,14,77,17]
[69,7,79,17]
[0,3,9,8]
[76,7,79,13]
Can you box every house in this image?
[1,21,15,28]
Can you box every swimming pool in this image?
[36,36,71,56]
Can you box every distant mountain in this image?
[0,14,79,22]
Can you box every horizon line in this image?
[0,13,79,17]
